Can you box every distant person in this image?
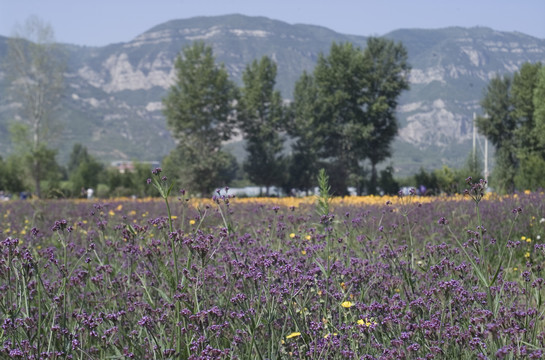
[419,185,427,196]
[87,188,94,199]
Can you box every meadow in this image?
[1,172,545,359]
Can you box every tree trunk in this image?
[369,162,378,195]
[34,159,41,198]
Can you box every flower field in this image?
[1,177,545,359]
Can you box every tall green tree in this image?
[238,56,285,195]
[312,42,371,194]
[6,16,65,198]
[477,63,545,192]
[67,144,104,196]
[67,143,92,174]
[287,71,322,193]
[162,41,238,195]
[476,75,517,193]
[534,66,545,153]
[361,37,410,194]
[512,62,542,151]
[510,65,545,190]
[293,40,410,195]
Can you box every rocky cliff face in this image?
[1,16,544,174]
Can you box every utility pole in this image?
[473,112,477,164]
[484,138,488,184]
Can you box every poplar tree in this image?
[162,41,238,195]
[238,56,285,195]
[6,16,65,198]
[362,37,410,194]
[288,71,322,193]
[292,39,410,195]
[476,75,517,192]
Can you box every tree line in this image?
[162,39,411,196]
[1,18,412,198]
[3,17,543,198]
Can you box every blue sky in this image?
[1,0,544,46]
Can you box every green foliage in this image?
[534,66,545,152]
[0,155,26,195]
[163,41,237,143]
[286,71,321,193]
[413,156,483,196]
[163,144,237,196]
[414,167,439,195]
[67,144,104,196]
[67,143,93,175]
[100,164,160,198]
[6,16,65,198]
[378,165,400,195]
[515,151,545,190]
[433,166,458,195]
[162,41,238,195]
[361,37,411,194]
[238,56,285,195]
[476,76,515,148]
[477,62,545,192]
[512,62,541,149]
[291,39,410,195]
[9,122,63,198]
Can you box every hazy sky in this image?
[1,0,544,46]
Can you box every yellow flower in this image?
[521,236,527,241]
[116,204,123,211]
[305,235,311,240]
[289,233,296,238]
[341,301,354,308]
[286,332,301,339]
[301,250,307,255]
[171,215,177,220]
[108,210,115,216]
[358,318,377,327]
[526,238,532,243]
[514,267,519,271]
[189,219,196,225]
[324,333,337,339]
[525,252,530,258]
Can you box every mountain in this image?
[1,14,544,176]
